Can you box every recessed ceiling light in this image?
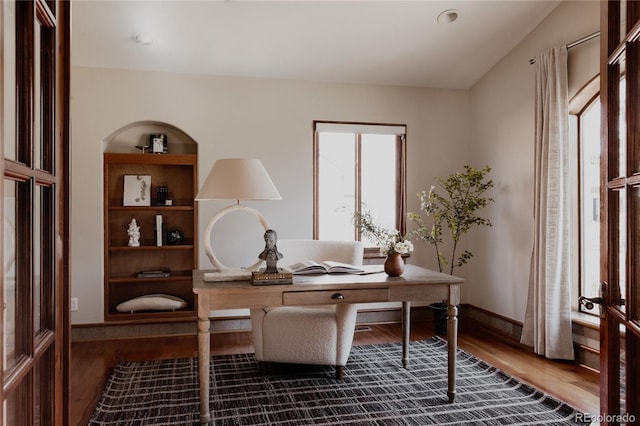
[134,34,153,45]
[437,9,459,25]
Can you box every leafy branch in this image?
[409,165,494,275]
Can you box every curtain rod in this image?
[529,31,600,64]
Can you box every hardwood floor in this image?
[70,320,599,425]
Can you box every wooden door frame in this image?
[55,2,71,424]
[600,1,640,422]
[0,0,70,423]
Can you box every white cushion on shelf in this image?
[116,294,187,313]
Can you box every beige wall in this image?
[71,69,469,324]
[466,0,600,322]
[70,0,600,326]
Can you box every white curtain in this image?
[521,46,574,360]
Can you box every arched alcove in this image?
[103,120,198,154]
[102,120,198,322]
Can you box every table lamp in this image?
[195,158,281,281]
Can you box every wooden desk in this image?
[193,265,463,425]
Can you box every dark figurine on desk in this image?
[258,229,283,273]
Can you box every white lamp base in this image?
[203,203,271,280]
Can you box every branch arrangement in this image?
[408,165,494,275]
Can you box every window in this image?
[313,121,406,250]
[570,76,603,316]
[577,95,601,315]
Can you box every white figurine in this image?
[127,218,140,247]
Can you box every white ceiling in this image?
[71,1,560,90]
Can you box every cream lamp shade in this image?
[196,158,282,202]
[196,158,281,281]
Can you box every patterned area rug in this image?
[89,337,592,425]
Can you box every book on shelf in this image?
[153,214,166,246]
[285,260,381,275]
[137,269,171,278]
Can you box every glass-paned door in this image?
[1,0,70,424]
[601,2,640,423]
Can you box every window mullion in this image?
[355,133,362,241]
[312,129,319,239]
[396,134,406,236]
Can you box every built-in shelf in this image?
[108,272,193,284]
[108,245,194,252]
[109,206,194,211]
[103,122,198,322]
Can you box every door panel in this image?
[1,0,70,424]
[602,2,640,424]
[2,1,16,162]
[3,179,17,373]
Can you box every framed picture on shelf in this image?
[123,175,151,206]
[149,133,168,154]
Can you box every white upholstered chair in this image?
[250,239,364,379]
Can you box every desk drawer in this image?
[283,288,389,305]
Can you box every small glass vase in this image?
[384,252,404,277]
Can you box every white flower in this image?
[354,209,413,256]
[394,240,414,254]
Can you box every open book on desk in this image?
[285,260,383,275]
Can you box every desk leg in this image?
[446,303,458,403]
[198,317,211,425]
[402,301,410,368]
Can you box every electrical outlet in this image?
[71,297,78,312]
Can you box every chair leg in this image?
[335,365,344,380]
